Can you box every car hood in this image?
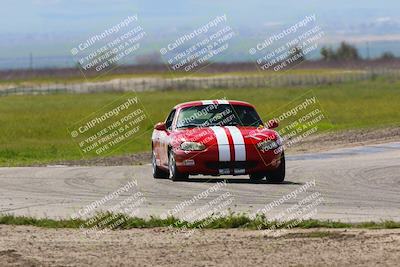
[173,126,279,146]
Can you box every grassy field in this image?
[0,78,399,166]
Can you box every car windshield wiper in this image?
[205,123,241,127]
[177,124,201,128]
[223,122,241,126]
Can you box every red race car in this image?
[151,100,285,182]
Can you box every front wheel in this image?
[168,150,189,181]
[266,152,285,183]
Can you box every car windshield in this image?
[176,104,263,128]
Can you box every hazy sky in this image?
[2,0,400,34]
[1,0,400,67]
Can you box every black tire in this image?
[168,150,189,181]
[152,151,168,179]
[249,172,265,181]
[266,152,285,183]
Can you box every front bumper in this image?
[174,144,283,175]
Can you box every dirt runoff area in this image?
[0,226,399,266]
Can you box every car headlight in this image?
[180,141,206,151]
[257,138,282,151]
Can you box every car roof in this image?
[173,100,254,109]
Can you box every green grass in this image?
[0,78,399,166]
[1,213,399,230]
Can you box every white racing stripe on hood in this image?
[226,126,246,161]
[210,126,230,161]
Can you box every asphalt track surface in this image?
[0,142,399,222]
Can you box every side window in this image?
[165,109,176,130]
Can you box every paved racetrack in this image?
[0,142,399,222]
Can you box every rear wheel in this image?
[266,152,285,183]
[152,151,168,179]
[169,150,189,181]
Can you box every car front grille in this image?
[205,161,257,170]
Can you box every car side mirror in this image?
[267,119,279,129]
[154,122,167,131]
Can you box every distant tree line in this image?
[320,41,397,61]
